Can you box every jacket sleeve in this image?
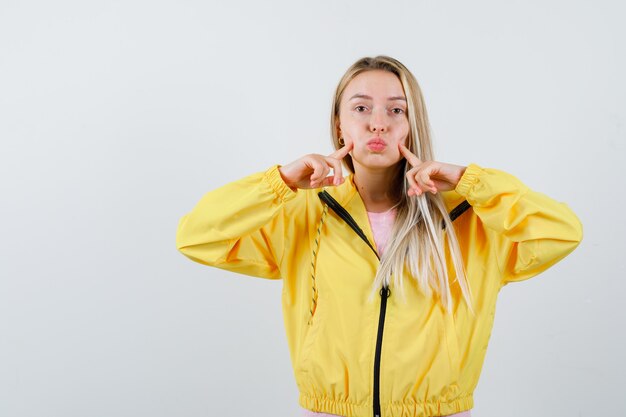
[454,163,583,285]
[175,164,299,279]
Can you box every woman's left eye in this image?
[392,108,405,115]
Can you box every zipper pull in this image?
[379,287,391,298]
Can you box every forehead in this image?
[343,70,405,99]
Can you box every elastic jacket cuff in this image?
[454,163,483,198]
[263,164,298,203]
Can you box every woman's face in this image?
[338,69,409,171]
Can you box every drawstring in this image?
[308,204,328,325]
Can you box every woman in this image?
[176,56,583,417]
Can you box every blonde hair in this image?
[330,55,474,314]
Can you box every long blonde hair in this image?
[330,55,474,314]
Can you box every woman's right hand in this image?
[278,142,353,190]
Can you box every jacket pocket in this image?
[297,295,326,376]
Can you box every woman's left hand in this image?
[398,143,467,196]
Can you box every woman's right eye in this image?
[355,106,367,112]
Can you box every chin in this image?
[353,154,401,170]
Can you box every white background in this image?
[1,1,624,416]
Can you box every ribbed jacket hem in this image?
[299,392,474,417]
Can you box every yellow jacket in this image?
[175,163,582,417]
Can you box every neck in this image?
[352,164,402,213]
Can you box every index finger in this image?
[329,141,354,160]
[398,143,422,167]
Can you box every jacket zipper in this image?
[319,191,388,416]
[373,285,390,417]
[317,190,471,417]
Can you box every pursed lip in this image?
[367,137,387,146]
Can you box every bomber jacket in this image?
[175,163,583,417]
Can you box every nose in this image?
[370,109,388,133]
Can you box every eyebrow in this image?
[349,93,406,102]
